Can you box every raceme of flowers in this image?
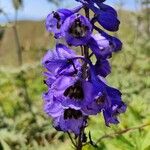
[42,0,126,136]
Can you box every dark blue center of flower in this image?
[64,108,82,119]
[96,94,106,105]
[52,11,61,29]
[69,18,89,38]
[63,81,84,100]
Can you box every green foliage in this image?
[0,64,70,150]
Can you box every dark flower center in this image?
[69,18,89,38]
[53,12,60,20]
[63,81,84,100]
[96,94,106,105]
[53,11,61,29]
[64,108,82,120]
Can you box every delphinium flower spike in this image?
[42,0,126,149]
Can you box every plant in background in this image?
[42,0,126,149]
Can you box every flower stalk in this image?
[77,130,83,150]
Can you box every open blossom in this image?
[88,33,122,60]
[52,76,93,109]
[43,89,87,134]
[42,0,126,135]
[82,67,126,117]
[46,6,82,38]
[42,43,82,76]
[46,9,73,38]
[76,0,120,31]
[88,34,113,59]
[61,13,92,46]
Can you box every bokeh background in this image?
[0,0,150,150]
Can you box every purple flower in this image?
[50,75,93,110]
[88,34,112,59]
[93,27,123,52]
[82,76,109,115]
[42,43,82,77]
[43,0,126,136]
[46,9,72,38]
[94,59,111,77]
[95,3,117,17]
[95,12,120,31]
[103,100,126,126]
[43,90,87,134]
[46,6,82,38]
[100,31,123,52]
[88,33,122,59]
[82,67,126,118]
[61,13,92,46]
[81,1,120,31]
[43,90,63,118]
[53,111,86,135]
[97,79,126,126]
[43,72,56,87]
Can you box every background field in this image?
[0,0,150,150]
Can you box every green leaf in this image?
[116,135,135,149]
[144,146,150,150]
[141,131,150,150]
[0,139,11,150]
[128,106,143,122]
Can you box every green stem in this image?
[13,10,22,66]
[13,25,22,66]
[76,7,90,150]
[67,132,77,148]
[77,129,83,150]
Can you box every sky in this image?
[0,0,139,23]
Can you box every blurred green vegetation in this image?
[0,7,150,150]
